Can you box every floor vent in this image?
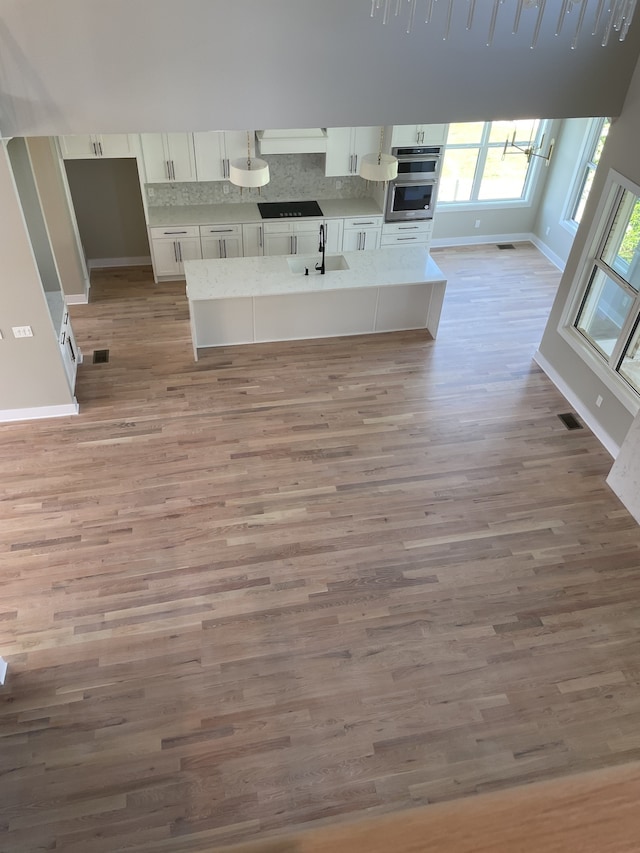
[497,243,516,250]
[558,412,583,430]
[93,349,110,364]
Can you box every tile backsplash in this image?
[146,154,371,207]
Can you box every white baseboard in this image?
[529,235,566,271]
[88,256,151,270]
[533,349,620,458]
[431,232,532,249]
[0,401,79,423]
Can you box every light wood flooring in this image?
[2,243,640,852]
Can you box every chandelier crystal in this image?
[370,0,638,49]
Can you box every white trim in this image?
[88,255,152,270]
[0,401,79,423]
[431,232,532,248]
[0,657,7,686]
[533,349,620,458]
[64,292,89,304]
[529,235,566,271]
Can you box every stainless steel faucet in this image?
[315,224,326,275]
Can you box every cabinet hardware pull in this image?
[354,154,358,173]
[61,331,66,345]
[178,242,183,262]
[164,231,188,235]
[98,141,103,156]
[398,225,419,230]
[362,231,367,250]
[92,142,97,156]
[397,237,418,241]
[355,220,374,226]
[173,241,178,262]
[210,228,233,233]
[259,226,263,249]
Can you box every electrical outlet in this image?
[474,219,480,228]
[596,394,603,407]
[12,325,33,338]
[223,183,229,194]
[148,187,155,198]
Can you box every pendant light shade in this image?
[360,152,398,182]
[228,157,270,188]
[229,131,270,189]
[359,126,398,182]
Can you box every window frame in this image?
[559,168,640,416]
[438,119,550,210]
[563,117,610,234]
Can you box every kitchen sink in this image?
[287,255,350,274]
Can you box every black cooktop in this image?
[258,201,324,219]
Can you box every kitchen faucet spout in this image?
[315,224,326,275]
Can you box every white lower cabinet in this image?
[200,224,243,259]
[381,220,433,250]
[263,220,341,257]
[242,223,264,257]
[59,308,80,388]
[342,216,383,252]
[149,226,202,279]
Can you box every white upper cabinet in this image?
[390,125,448,147]
[325,127,381,177]
[140,133,197,182]
[193,131,254,182]
[59,134,134,158]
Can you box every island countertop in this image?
[184,247,445,301]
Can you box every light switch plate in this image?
[12,325,33,338]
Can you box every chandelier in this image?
[370,0,638,49]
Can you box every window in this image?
[570,172,640,400]
[567,117,610,226]
[439,120,547,205]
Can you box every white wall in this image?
[1,1,639,137]
[538,55,640,452]
[0,143,77,413]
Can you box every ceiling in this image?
[1,0,640,137]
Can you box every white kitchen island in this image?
[184,246,447,360]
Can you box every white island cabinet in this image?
[185,247,447,360]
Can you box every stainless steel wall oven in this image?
[385,145,443,222]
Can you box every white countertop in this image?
[147,197,383,227]
[185,247,445,301]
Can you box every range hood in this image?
[256,128,328,155]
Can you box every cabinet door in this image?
[201,236,224,260]
[223,131,254,164]
[360,228,380,251]
[264,233,294,256]
[151,238,182,276]
[325,127,354,177]
[166,134,196,182]
[59,135,100,158]
[98,134,134,157]
[323,220,343,254]
[419,124,448,145]
[295,232,320,255]
[351,127,382,175]
[242,223,264,257]
[193,132,227,181]
[342,229,362,252]
[221,236,242,258]
[176,237,202,267]
[140,134,172,182]
[391,126,420,147]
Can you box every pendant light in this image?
[229,132,270,190]
[359,127,398,183]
